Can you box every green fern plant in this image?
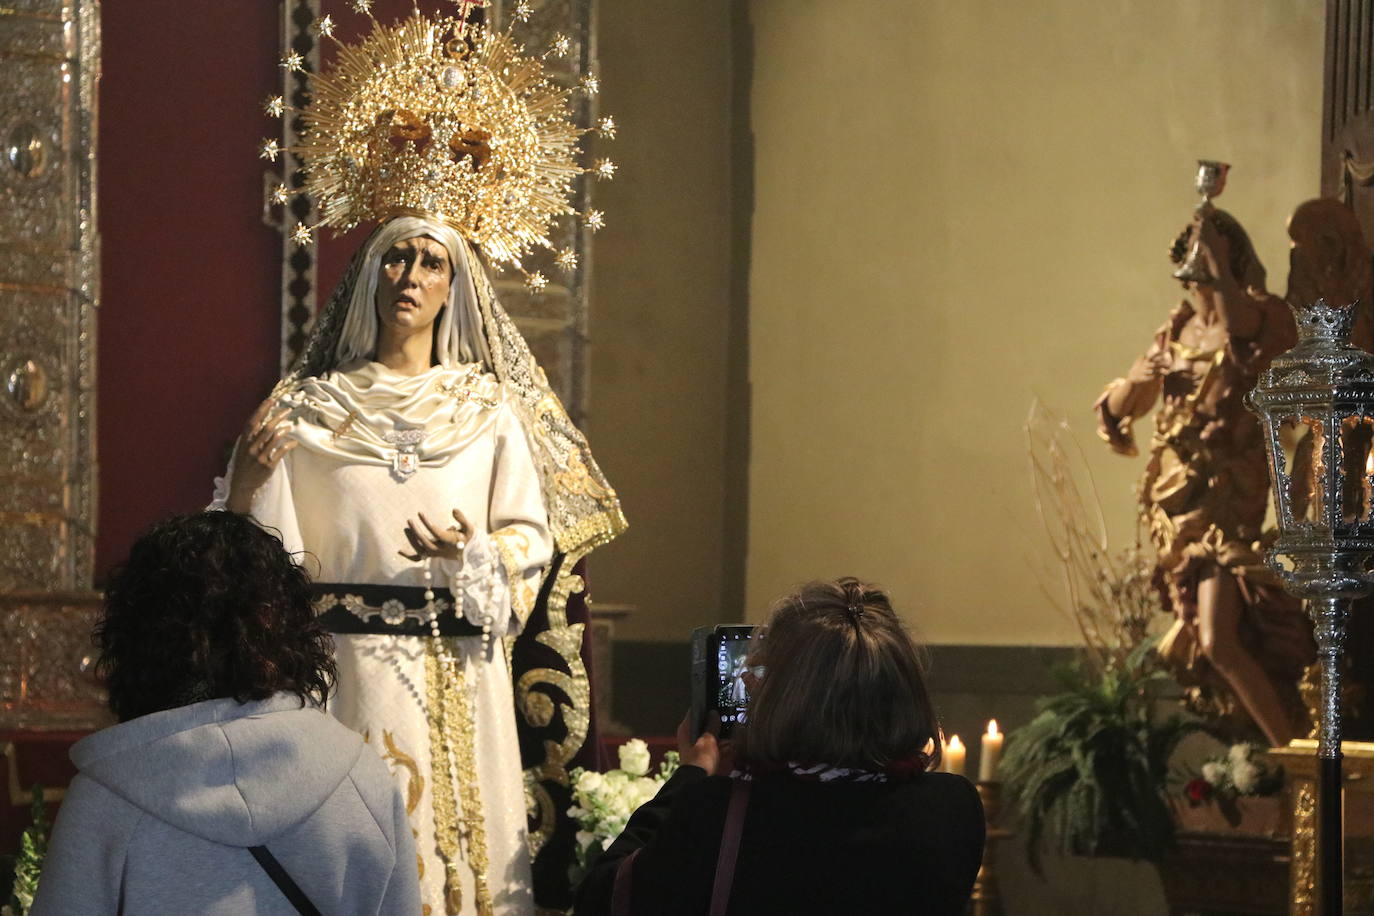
[1001,640,1209,872]
[7,787,49,915]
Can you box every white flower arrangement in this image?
[1185,742,1282,805]
[567,739,679,880]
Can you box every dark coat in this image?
[575,764,985,916]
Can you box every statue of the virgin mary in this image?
[213,8,625,913]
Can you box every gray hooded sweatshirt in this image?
[30,693,421,915]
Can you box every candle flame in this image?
[947,734,964,751]
[1366,448,1373,476]
[987,719,1000,738]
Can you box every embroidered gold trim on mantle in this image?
[517,552,591,858]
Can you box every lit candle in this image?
[979,719,1003,783]
[944,734,966,777]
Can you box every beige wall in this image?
[745,0,1324,644]
[588,0,737,641]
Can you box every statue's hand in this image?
[227,397,297,513]
[1126,348,1170,385]
[398,508,476,562]
[1103,423,1138,457]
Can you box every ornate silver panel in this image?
[0,0,104,733]
[0,591,109,730]
[0,0,100,592]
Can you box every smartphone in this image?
[689,624,756,740]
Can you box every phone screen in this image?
[715,629,753,732]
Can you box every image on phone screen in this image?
[715,631,751,730]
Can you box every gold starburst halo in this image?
[288,11,611,270]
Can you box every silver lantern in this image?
[1248,298,1374,915]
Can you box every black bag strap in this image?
[708,780,750,916]
[248,845,323,916]
[611,780,750,916]
[611,847,641,916]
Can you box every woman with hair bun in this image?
[575,577,985,916]
[31,511,421,915]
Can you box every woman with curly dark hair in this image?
[576,578,985,916]
[31,511,421,915]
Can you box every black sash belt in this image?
[312,582,484,637]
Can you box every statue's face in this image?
[374,236,452,334]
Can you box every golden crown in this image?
[260,0,614,285]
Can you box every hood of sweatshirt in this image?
[70,693,364,847]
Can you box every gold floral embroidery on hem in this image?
[381,730,425,815]
[363,729,427,882]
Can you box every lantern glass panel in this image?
[1279,416,1325,525]
[1340,416,1374,525]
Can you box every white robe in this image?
[217,360,552,915]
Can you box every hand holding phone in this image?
[676,711,722,773]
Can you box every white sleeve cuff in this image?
[443,531,512,632]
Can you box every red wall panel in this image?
[97,3,281,578]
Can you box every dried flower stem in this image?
[1026,400,1160,675]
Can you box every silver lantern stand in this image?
[1247,299,1374,916]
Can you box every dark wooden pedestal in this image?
[1158,830,1291,916]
